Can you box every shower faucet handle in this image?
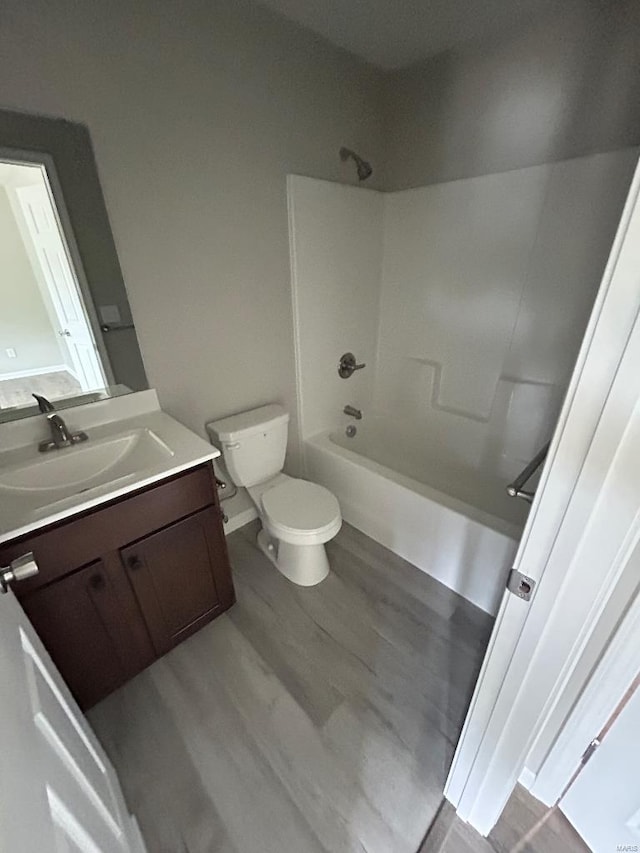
[338,352,366,379]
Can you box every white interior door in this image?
[0,583,144,852]
[445,153,640,834]
[561,682,640,851]
[15,183,106,392]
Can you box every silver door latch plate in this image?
[507,569,536,601]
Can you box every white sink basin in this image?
[0,428,173,506]
[0,391,220,544]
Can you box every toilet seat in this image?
[261,479,341,543]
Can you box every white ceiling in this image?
[255,0,561,70]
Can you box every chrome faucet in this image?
[343,405,362,420]
[33,393,55,413]
[33,394,89,452]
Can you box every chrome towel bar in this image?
[101,323,136,333]
[506,442,550,504]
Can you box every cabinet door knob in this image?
[127,555,143,571]
[89,573,106,591]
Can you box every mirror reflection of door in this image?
[0,159,109,412]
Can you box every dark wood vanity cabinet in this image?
[121,507,231,656]
[0,463,234,710]
[20,558,145,710]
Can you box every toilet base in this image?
[257,528,330,587]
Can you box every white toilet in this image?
[207,404,341,586]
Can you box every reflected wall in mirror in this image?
[0,110,148,423]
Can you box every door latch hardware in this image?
[0,552,39,593]
[507,568,536,601]
[581,738,600,765]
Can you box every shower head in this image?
[340,147,373,182]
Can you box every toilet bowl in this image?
[248,474,341,585]
[206,405,342,586]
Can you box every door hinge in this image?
[581,737,600,765]
[507,568,536,601]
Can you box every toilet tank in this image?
[206,404,290,488]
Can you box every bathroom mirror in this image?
[0,109,147,423]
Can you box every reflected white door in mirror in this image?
[14,182,106,390]
[0,158,109,417]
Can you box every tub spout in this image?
[343,405,362,420]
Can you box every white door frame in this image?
[530,571,640,806]
[0,146,115,386]
[445,152,640,835]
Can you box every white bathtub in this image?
[306,419,526,615]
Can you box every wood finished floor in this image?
[489,785,589,853]
[0,369,81,410]
[89,521,494,853]
[419,786,590,853]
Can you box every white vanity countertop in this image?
[0,390,220,545]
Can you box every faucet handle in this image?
[338,352,366,379]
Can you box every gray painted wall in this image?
[381,0,640,189]
[0,0,383,470]
[0,0,638,470]
[0,187,63,375]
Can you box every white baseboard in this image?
[518,767,536,791]
[0,363,69,382]
[129,814,148,853]
[224,506,258,534]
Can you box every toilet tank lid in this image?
[207,404,289,442]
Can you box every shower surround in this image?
[288,147,638,613]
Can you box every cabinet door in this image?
[20,560,150,710]
[121,507,233,656]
